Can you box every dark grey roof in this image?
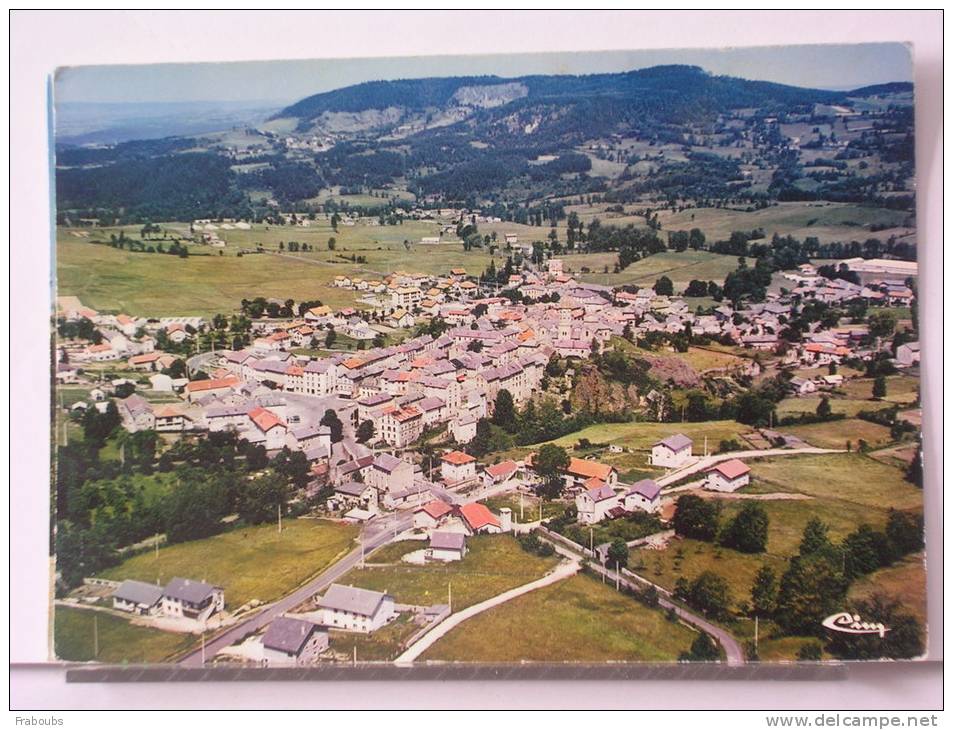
[430,531,466,551]
[627,479,662,501]
[262,616,322,655]
[373,453,405,474]
[336,481,371,497]
[317,584,390,617]
[162,577,220,604]
[113,579,163,607]
[655,433,693,453]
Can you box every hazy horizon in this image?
[54,43,912,107]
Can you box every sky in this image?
[53,43,913,107]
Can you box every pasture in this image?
[99,519,358,609]
[421,572,697,663]
[54,607,196,663]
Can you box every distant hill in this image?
[274,65,848,137]
[848,81,914,97]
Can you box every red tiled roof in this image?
[416,500,453,520]
[248,406,285,432]
[184,375,239,393]
[460,503,500,531]
[442,450,475,466]
[566,457,614,481]
[708,459,751,480]
[485,460,518,478]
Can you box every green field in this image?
[57,221,498,317]
[782,418,893,451]
[421,572,698,662]
[655,202,912,245]
[748,453,922,511]
[340,534,559,612]
[99,519,358,608]
[544,419,747,454]
[573,250,740,290]
[54,607,196,663]
[484,493,567,523]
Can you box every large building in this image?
[316,584,395,633]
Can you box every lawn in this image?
[484,493,567,523]
[340,534,559,612]
[575,250,740,290]
[54,607,196,663]
[655,202,911,245]
[56,221,499,317]
[99,519,359,609]
[748,453,922,511]
[837,375,920,406]
[326,613,421,662]
[783,418,893,450]
[776,397,874,419]
[543,419,748,455]
[421,572,698,662]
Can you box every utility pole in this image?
[353,646,357,665]
[519,492,524,522]
[448,581,452,612]
[704,436,708,458]
[155,533,159,560]
[755,615,759,653]
[589,527,593,555]
[278,504,282,534]
[93,614,99,659]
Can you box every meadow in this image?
[54,606,196,663]
[572,250,740,290]
[339,534,559,612]
[654,201,912,245]
[421,572,698,663]
[99,519,358,609]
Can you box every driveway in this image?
[394,558,581,663]
[657,446,843,488]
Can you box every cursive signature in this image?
[822,612,890,638]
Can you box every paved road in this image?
[657,446,843,489]
[394,558,581,663]
[177,513,412,666]
[538,529,746,666]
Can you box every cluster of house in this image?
[111,577,224,623]
[572,434,751,526]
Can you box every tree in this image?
[327,236,337,251]
[673,494,720,541]
[324,328,337,349]
[905,438,923,487]
[868,310,897,340]
[842,524,892,579]
[719,502,769,553]
[825,594,924,660]
[885,509,923,557]
[816,396,832,419]
[356,420,375,444]
[679,633,720,662]
[750,565,778,616]
[238,473,289,525]
[492,389,518,433]
[320,409,344,443]
[872,375,887,399]
[654,275,674,296]
[799,517,832,556]
[533,443,570,498]
[607,538,629,569]
[775,551,848,636]
[683,571,732,620]
[684,279,709,297]
[272,448,311,489]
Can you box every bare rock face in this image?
[642,354,701,388]
[451,82,528,108]
[570,364,642,416]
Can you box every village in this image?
[53,239,921,667]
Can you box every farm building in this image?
[705,459,751,493]
[261,616,328,666]
[316,584,395,633]
[651,434,694,468]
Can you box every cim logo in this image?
[822,612,890,638]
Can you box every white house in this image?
[575,483,620,525]
[261,616,328,666]
[316,584,395,633]
[482,459,519,488]
[160,577,225,622]
[413,500,453,530]
[788,377,817,397]
[705,459,751,493]
[428,531,467,562]
[149,373,174,392]
[440,450,477,484]
[896,341,921,367]
[651,434,694,468]
[112,580,163,616]
[623,479,662,514]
